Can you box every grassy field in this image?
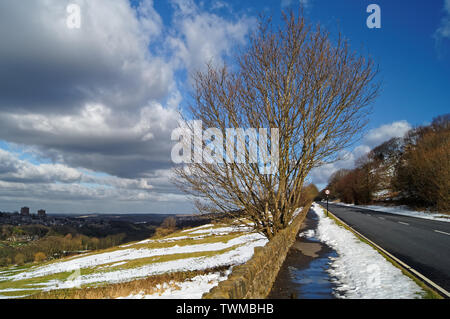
[0,222,267,299]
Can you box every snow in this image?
[181,224,214,233]
[0,287,42,300]
[0,288,40,293]
[119,234,214,247]
[99,261,128,269]
[120,239,153,247]
[373,190,389,197]
[298,229,315,239]
[311,203,425,299]
[0,294,28,300]
[189,226,252,235]
[335,202,450,223]
[0,221,268,298]
[8,233,266,281]
[22,234,266,291]
[118,270,232,299]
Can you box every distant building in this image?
[20,207,30,216]
[37,209,46,218]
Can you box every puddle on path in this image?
[268,209,339,299]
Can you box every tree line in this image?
[321,114,449,213]
[0,229,127,267]
[0,220,157,267]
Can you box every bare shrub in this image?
[33,252,46,263]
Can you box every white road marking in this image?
[398,222,409,226]
[378,217,385,220]
[434,230,450,236]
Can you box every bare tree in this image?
[172,11,380,239]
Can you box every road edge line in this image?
[318,203,450,299]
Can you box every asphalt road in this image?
[321,203,450,293]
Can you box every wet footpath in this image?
[268,209,339,299]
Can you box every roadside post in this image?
[325,189,330,217]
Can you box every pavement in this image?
[322,202,450,293]
[268,209,338,299]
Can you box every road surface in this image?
[322,203,450,293]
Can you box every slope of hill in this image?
[0,223,267,299]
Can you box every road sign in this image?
[325,190,330,217]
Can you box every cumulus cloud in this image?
[0,0,183,179]
[363,121,412,148]
[0,102,181,178]
[309,121,412,186]
[0,0,253,180]
[0,0,412,213]
[0,0,171,114]
[0,0,254,213]
[436,0,450,40]
[0,149,81,184]
[0,148,189,213]
[168,0,254,73]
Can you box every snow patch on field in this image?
[28,234,266,290]
[0,220,269,299]
[181,224,214,233]
[335,202,450,222]
[8,233,265,281]
[118,270,232,299]
[312,203,425,299]
[189,226,251,235]
[119,234,216,247]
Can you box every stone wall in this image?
[202,203,311,299]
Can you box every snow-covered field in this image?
[308,203,425,299]
[334,202,450,223]
[118,270,232,299]
[0,223,267,299]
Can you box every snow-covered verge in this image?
[310,203,425,299]
[0,223,267,299]
[334,202,450,223]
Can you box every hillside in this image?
[320,114,449,214]
[0,222,267,299]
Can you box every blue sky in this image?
[202,0,448,129]
[303,0,450,130]
[152,0,450,129]
[0,0,448,213]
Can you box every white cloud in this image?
[0,0,255,213]
[0,0,185,180]
[211,1,231,11]
[308,150,356,186]
[168,0,254,72]
[0,148,191,213]
[281,0,293,7]
[0,0,254,182]
[0,149,81,184]
[436,0,450,39]
[363,121,411,148]
[0,0,172,113]
[309,121,412,186]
